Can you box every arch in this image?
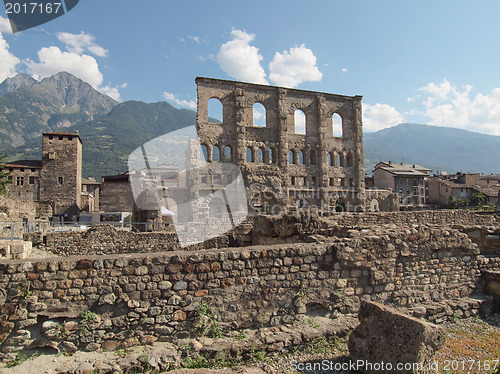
[268,148,274,164]
[294,109,306,134]
[223,146,232,162]
[369,199,380,212]
[298,150,304,165]
[246,147,254,162]
[253,102,266,127]
[209,197,225,218]
[334,198,346,212]
[250,192,281,214]
[332,113,343,137]
[288,150,295,164]
[328,152,333,167]
[337,152,343,167]
[309,149,317,165]
[257,147,264,163]
[212,145,221,162]
[208,97,223,123]
[200,144,208,162]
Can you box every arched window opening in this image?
[268,148,274,164]
[224,146,232,162]
[208,98,223,123]
[332,113,343,137]
[334,199,346,212]
[246,147,254,162]
[289,150,295,164]
[337,153,343,167]
[200,144,208,162]
[328,153,333,167]
[294,109,306,134]
[212,145,221,162]
[309,150,317,165]
[258,147,264,163]
[253,102,266,127]
[298,150,304,165]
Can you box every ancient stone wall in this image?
[195,77,365,213]
[0,225,498,359]
[44,225,232,256]
[321,210,497,228]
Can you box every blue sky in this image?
[1,0,500,135]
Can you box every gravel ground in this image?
[0,315,498,374]
[252,315,500,374]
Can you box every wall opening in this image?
[289,150,295,164]
[200,144,209,161]
[298,150,304,165]
[224,146,232,162]
[294,109,306,134]
[246,147,254,162]
[268,148,274,164]
[332,113,343,137]
[253,102,266,127]
[208,98,223,123]
[258,147,264,163]
[213,145,221,162]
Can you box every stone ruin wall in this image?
[195,77,365,212]
[0,223,498,359]
[39,210,498,256]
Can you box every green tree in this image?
[0,153,11,195]
[471,191,487,206]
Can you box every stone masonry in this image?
[0,223,498,359]
[195,77,365,214]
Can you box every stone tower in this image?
[39,131,82,216]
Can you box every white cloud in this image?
[25,46,104,88]
[418,78,500,135]
[188,35,201,43]
[57,31,108,57]
[216,29,268,85]
[0,16,12,33]
[100,83,126,101]
[342,68,348,73]
[0,33,19,82]
[269,44,322,88]
[163,91,196,109]
[363,103,404,132]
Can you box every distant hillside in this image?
[0,72,117,150]
[16,100,197,179]
[364,123,500,174]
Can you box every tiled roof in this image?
[3,160,42,168]
[374,162,431,176]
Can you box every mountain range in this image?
[1,72,499,179]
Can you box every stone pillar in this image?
[353,96,365,209]
[234,87,246,164]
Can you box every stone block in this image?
[349,300,445,374]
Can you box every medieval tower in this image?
[39,131,82,216]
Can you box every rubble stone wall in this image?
[0,225,498,359]
[322,210,498,227]
[44,225,232,256]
